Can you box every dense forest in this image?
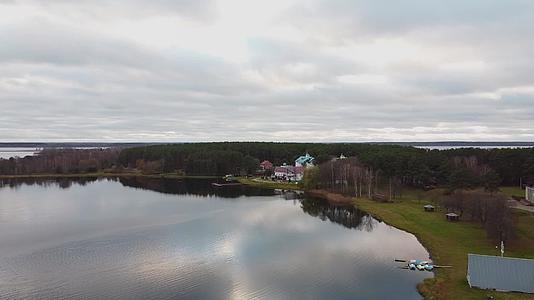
[1,143,534,190]
[0,148,120,175]
[117,143,534,187]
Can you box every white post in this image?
[501,240,504,257]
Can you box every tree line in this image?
[303,151,521,201]
[301,152,520,242]
[1,143,533,190]
[0,148,120,175]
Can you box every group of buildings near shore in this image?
[255,153,534,294]
[258,152,316,182]
[258,152,349,182]
[257,153,534,295]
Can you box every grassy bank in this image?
[237,177,302,190]
[501,186,526,198]
[353,194,534,300]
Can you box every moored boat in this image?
[396,258,450,272]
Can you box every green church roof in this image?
[295,153,314,165]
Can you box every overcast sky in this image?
[1,0,533,142]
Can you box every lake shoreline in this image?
[305,189,354,204]
[352,197,441,299]
[307,190,437,299]
[310,189,534,300]
[237,177,303,190]
[0,173,219,180]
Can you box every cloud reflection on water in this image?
[0,178,431,299]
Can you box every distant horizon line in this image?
[1,141,534,145]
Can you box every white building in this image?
[527,186,534,204]
[331,153,347,161]
[273,165,305,181]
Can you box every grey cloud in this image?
[246,37,365,86]
[283,0,534,38]
[1,1,534,141]
[0,21,155,67]
[0,20,265,97]
[3,0,217,20]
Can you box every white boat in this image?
[396,258,451,272]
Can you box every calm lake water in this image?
[415,145,534,150]
[0,147,109,159]
[0,178,431,299]
[0,148,40,159]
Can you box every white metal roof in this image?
[467,253,534,293]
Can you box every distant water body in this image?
[0,178,431,300]
[0,147,108,159]
[0,147,40,159]
[415,145,534,150]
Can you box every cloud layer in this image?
[1,0,533,142]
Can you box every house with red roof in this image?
[259,160,273,171]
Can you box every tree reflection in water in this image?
[0,177,106,189]
[0,177,275,198]
[118,177,277,198]
[1,177,375,232]
[300,197,376,231]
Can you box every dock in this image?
[211,182,242,187]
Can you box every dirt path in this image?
[509,199,534,212]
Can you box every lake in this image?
[415,145,534,150]
[0,178,431,299]
[0,147,109,159]
[0,148,41,159]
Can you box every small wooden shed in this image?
[446,212,460,221]
[424,204,435,212]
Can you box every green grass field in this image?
[354,191,534,300]
[501,186,526,198]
